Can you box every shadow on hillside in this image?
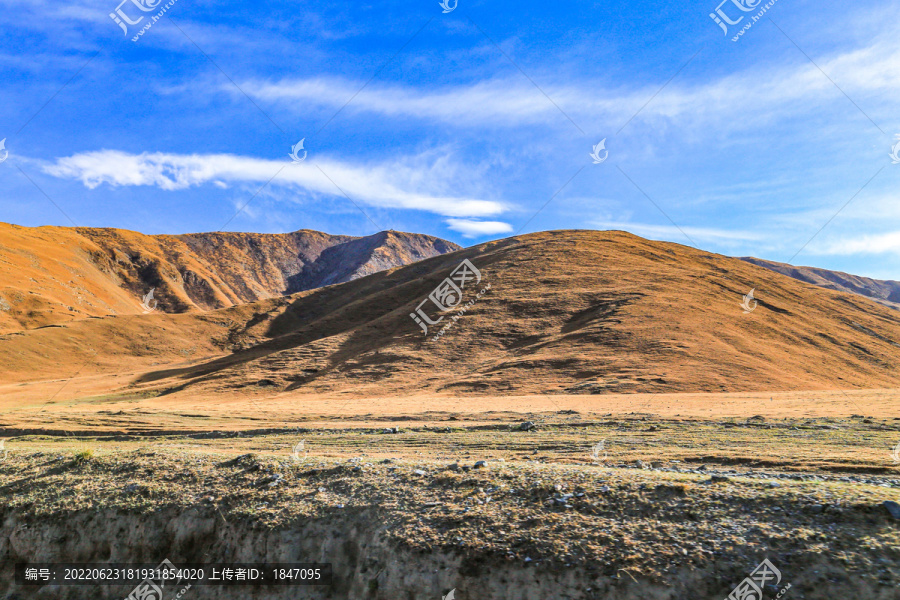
[131,245,510,391]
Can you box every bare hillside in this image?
[3,230,900,399]
[0,222,458,332]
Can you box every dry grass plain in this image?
[1,395,899,599]
[2,376,899,473]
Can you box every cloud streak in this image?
[812,231,900,256]
[593,221,764,245]
[234,35,900,132]
[446,218,513,238]
[42,150,505,219]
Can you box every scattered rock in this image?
[473,461,487,469]
[884,500,900,520]
[708,475,730,484]
[413,469,426,476]
[518,421,536,431]
[446,463,460,471]
[258,474,284,488]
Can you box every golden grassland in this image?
[1,411,899,584]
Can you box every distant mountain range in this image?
[741,257,900,310]
[0,222,458,332]
[4,230,900,400]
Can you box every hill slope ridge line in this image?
[0,222,459,331]
[3,229,900,397]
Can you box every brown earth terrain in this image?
[0,222,458,333]
[2,229,900,406]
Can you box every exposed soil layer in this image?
[0,443,898,599]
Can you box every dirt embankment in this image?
[0,449,898,599]
[0,507,628,600]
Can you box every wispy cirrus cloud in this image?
[446,218,513,238]
[593,221,763,246]
[233,35,900,132]
[240,77,562,126]
[811,231,900,256]
[42,150,505,219]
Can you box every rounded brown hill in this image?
[4,230,900,397]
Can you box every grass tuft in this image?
[72,449,94,465]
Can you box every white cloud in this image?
[42,150,505,219]
[233,34,900,132]
[812,231,900,255]
[446,218,513,238]
[593,221,763,245]
[241,77,559,126]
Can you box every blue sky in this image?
[0,0,898,278]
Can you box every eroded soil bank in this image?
[0,447,898,599]
[0,506,696,600]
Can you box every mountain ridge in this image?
[0,222,459,332]
[3,229,900,399]
[741,257,900,310]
